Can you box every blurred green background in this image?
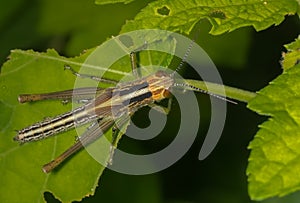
[1,0,300,202]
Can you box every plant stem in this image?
[182,79,257,103]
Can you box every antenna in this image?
[173,82,237,104]
[170,27,203,77]
[171,39,196,76]
[169,26,236,104]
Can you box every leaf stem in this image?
[183,79,257,103]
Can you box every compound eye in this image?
[155,70,167,78]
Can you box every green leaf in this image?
[95,0,135,5]
[0,32,176,202]
[247,37,300,200]
[0,49,111,203]
[121,0,298,35]
[282,35,300,70]
[0,48,135,202]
